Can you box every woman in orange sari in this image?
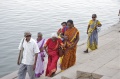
[61,20,79,71]
[44,33,63,77]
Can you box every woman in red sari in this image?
[44,33,63,77]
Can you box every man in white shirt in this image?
[17,32,40,79]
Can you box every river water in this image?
[0,0,120,77]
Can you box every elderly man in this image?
[17,32,40,79]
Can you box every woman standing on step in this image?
[61,20,79,71]
[84,14,102,53]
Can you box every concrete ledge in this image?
[92,73,103,79]
[53,65,78,79]
[77,71,103,79]
[61,76,71,79]
[77,71,92,78]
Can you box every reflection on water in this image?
[0,0,120,77]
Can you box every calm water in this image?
[0,0,120,77]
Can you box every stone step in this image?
[100,76,111,79]
[53,65,79,79]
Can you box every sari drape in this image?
[35,39,45,78]
[87,20,101,50]
[45,38,62,77]
[61,27,79,70]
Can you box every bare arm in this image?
[44,45,48,55]
[17,39,24,65]
[33,53,38,70]
[17,50,22,65]
[34,53,38,65]
[98,24,102,27]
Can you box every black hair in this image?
[67,20,74,24]
[92,14,97,18]
[61,22,67,26]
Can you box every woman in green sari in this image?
[84,14,102,53]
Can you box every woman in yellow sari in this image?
[61,20,79,70]
[84,14,102,53]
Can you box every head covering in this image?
[51,33,57,37]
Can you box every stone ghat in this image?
[1,23,120,79]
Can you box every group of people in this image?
[17,14,102,79]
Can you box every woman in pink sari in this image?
[35,32,45,78]
[44,33,64,77]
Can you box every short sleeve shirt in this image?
[18,38,40,65]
